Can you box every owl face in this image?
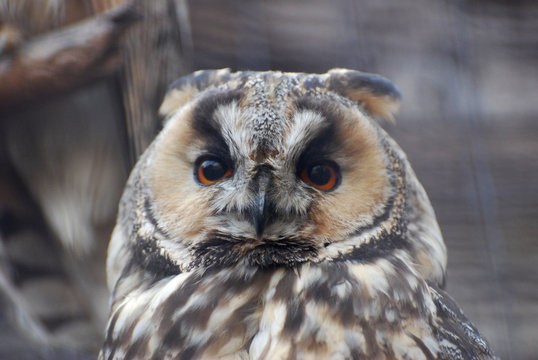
[108,69,444,283]
[151,74,387,265]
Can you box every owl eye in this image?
[300,161,340,191]
[196,157,233,185]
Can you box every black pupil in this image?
[308,164,332,185]
[201,160,226,181]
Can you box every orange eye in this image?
[300,161,340,191]
[196,158,232,185]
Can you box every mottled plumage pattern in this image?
[100,69,496,359]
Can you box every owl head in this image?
[107,69,446,299]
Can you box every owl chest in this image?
[162,265,437,359]
[104,264,438,359]
[173,279,366,359]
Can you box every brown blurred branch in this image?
[0,1,140,112]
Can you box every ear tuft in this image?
[327,68,401,122]
[159,68,232,118]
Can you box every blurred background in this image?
[0,0,536,358]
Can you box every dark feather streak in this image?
[191,233,318,269]
[191,89,243,162]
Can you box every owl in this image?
[99,69,497,359]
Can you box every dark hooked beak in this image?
[252,171,272,238]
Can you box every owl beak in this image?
[252,172,271,238]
